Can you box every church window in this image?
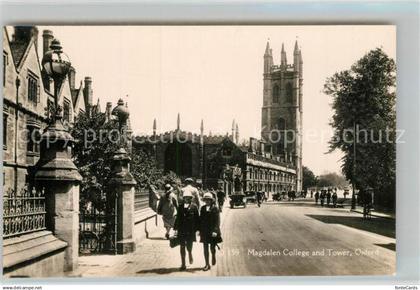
[3,51,8,87]
[272,84,279,103]
[27,125,40,154]
[221,147,232,158]
[27,72,39,104]
[286,82,293,104]
[277,118,286,131]
[3,114,7,148]
[63,100,71,122]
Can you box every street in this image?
[217,200,395,276]
[73,199,395,277]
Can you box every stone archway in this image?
[164,142,192,178]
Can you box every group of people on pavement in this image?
[156,178,225,271]
[314,188,338,207]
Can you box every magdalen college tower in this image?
[261,40,303,192]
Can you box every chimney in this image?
[13,26,39,51]
[83,76,93,110]
[68,66,76,90]
[42,29,54,56]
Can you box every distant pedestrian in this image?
[216,189,226,212]
[181,178,201,208]
[282,191,286,200]
[209,187,219,209]
[196,181,204,199]
[315,191,319,205]
[174,191,200,271]
[199,192,222,271]
[320,190,326,207]
[332,191,338,208]
[310,190,313,198]
[157,184,178,239]
[326,189,331,206]
[256,191,264,207]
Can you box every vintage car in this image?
[229,193,247,208]
[244,191,257,203]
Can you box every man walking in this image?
[181,178,201,208]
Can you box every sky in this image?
[36,25,396,176]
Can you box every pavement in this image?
[70,198,395,277]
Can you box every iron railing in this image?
[3,187,46,238]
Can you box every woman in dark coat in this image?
[199,192,222,271]
[174,191,200,271]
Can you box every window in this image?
[286,82,293,104]
[63,100,70,122]
[3,52,8,87]
[277,118,286,131]
[27,73,39,103]
[221,147,232,158]
[3,114,7,148]
[27,126,40,154]
[272,84,279,103]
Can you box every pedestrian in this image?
[332,191,338,208]
[157,184,178,239]
[310,190,313,199]
[196,181,204,199]
[315,191,319,205]
[181,177,201,208]
[199,192,222,271]
[173,191,200,271]
[320,190,325,207]
[256,191,263,207]
[209,187,219,210]
[326,189,331,206]
[216,188,226,212]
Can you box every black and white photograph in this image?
[2,25,397,278]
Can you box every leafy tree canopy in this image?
[324,48,396,206]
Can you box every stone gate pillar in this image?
[109,148,137,254]
[34,119,82,272]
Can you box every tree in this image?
[71,110,167,208]
[317,172,348,188]
[302,166,318,190]
[324,48,396,208]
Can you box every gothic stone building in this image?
[133,116,297,196]
[2,26,98,194]
[2,26,107,277]
[261,40,303,192]
[134,41,303,194]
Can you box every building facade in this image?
[133,116,297,196]
[2,26,96,193]
[133,41,302,194]
[261,41,303,192]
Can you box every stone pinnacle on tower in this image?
[264,39,272,56]
[231,119,235,140]
[153,118,157,135]
[281,43,287,69]
[264,39,274,74]
[200,119,204,135]
[235,123,239,144]
[177,113,180,131]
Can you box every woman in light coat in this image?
[157,184,178,239]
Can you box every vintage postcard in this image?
[2,25,396,277]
